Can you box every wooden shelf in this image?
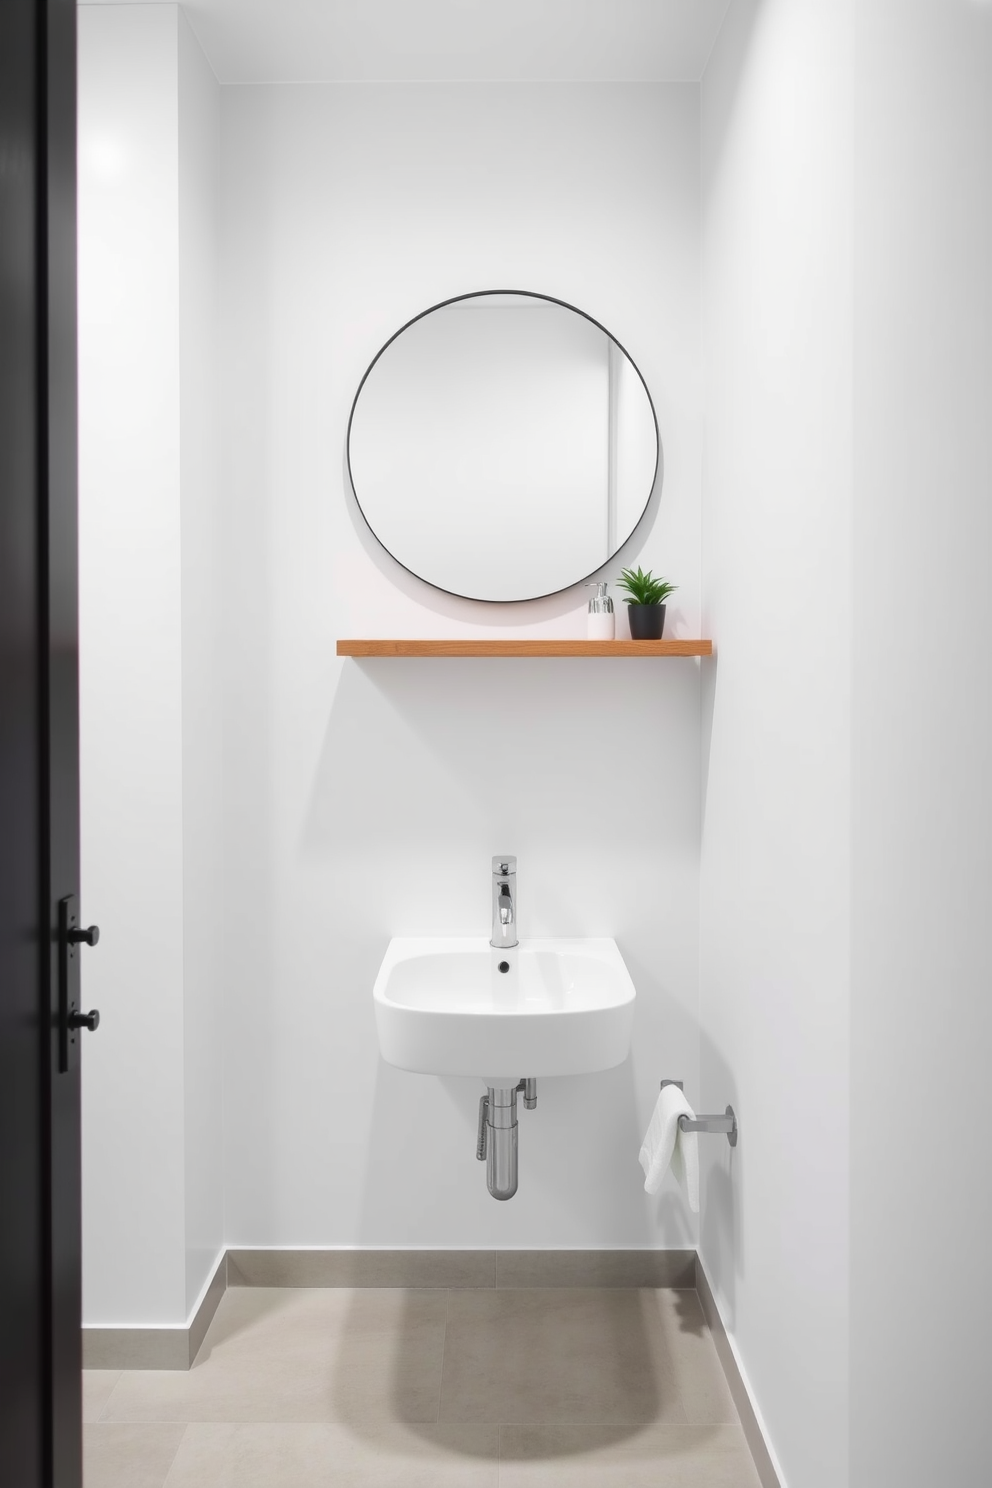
[337,639,712,658]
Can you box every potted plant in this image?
[616,566,677,640]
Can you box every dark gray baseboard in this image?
[695,1258,783,1488]
[494,1249,696,1289]
[82,1251,227,1372]
[227,1247,696,1290]
[227,1247,496,1288]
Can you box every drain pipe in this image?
[476,1080,537,1200]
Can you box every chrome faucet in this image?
[490,855,518,950]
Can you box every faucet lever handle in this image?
[490,854,519,949]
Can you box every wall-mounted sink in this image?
[373,937,636,1084]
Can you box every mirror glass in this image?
[347,292,659,602]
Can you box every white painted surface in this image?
[850,2,992,1482]
[699,4,853,1486]
[218,81,703,1248]
[78,0,733,85]
[79,2,187,1324]
[177,6,225,1318]
[614,347,658,545]
[80,3,225,1325]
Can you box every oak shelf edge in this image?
[336,639,713,658]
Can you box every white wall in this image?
[700,5,992,1482]
[849,2,992,1482]
[79,1,187,1326]
[79,3,223,1326]
[699,4,853,1486]
[178,7,224,1318]
[218,81,705,1248]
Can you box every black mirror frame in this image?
[345,288,661,605]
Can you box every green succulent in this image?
[615,566,678,606]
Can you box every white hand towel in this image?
[638,1084,699,1213]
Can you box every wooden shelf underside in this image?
[337,639,713,658]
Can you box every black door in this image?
[1,3,92,1485]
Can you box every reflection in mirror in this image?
[347,292,658,602]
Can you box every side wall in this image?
[178,7,225,1317]
[79,3,186,1324]
[850,2,992,1482]
[79,3,225,1326]
[699,4,853,1485]
[218,82,705,1248]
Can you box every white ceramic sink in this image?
[373,937,636,1082]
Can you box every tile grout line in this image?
[435,1287,449,1426]
[97,1371,124,1423]
[156,1421,188,1488]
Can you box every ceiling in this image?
[78,0,733,84]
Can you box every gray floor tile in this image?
[83,1423,186,1488]
[102,1287,447,1424]
[86,1283,756,1486]
[83,1370,122,1424]
[164,1422,498,1487]
[650,1289,739,1423]
[498,1423,763,1486]
[440,1288,686,1425]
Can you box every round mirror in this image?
[347,291,659,602]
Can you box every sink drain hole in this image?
[498,960,509,973]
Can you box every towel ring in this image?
[661,1080,738,1148]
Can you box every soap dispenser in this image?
[585,582,615,641]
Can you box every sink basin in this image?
[373,937,636,1081]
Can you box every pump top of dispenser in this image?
[585,582,614,613]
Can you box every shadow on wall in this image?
[698,646,739,1321]
[302,654,700,912]
[356,1056,650,1247]
[698,1027,741,1330]
[700,649,718,831]
[217,169,281,1246]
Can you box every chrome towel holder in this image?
[661,1080,738,1148]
